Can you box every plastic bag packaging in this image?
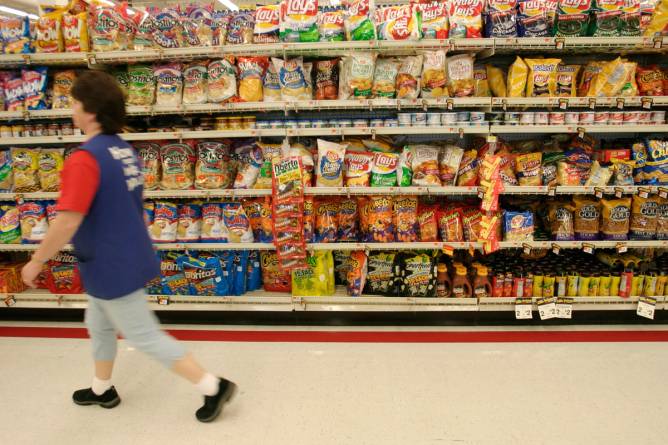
[584,161,613,186]
[160,252,189,295]
[127,65,156,106]
[397,252,437,297]
[288,143,316,186]
[261,251,291,292]
[317,139,346,187]
[417,1,449,38]
[486,65,507,97]
[338,198,359,241]
[396,55,424,99]
[291,251,335,297]
[231,251,249,296]
[246,251,262,292]
[462,206,483,241]
[418,203,440,242]
[600,197,631,240]
[0,151,12,192]
[438,207,464,242]
[154,63,183,106]
[196,141,230,190]
[371,152,399,187]
[200,203,224,242]
[630,194,660,239]
[372,58,399,98]
[457,150,479,186]
[590,0,623,36]
[394,197,418,242]
[641,139,668,185]
[0,17,32,54]
[447,54,475,97]
[254,5,280,43]
[183,4,214,47]
[149,201,178,242]
[273,57,310,101]
[318,7,346,41]
[303,196,315,242]
[589,57,633,97]
[0,204,20,244]
[182,61,209,104]
[52,70,75,109]
[46,253,83,294]
[176,203,201,242]
[207,57,237,103]
[554,0,593,36]
[35,12,64,53]
[503,210,534,241]
[160,141,196,190]
[473,65,491,96]
[656,196,668,240]
[136,142,161,191]
[179,255,226,296]
[346,251,367,297]
[420,50,448,98]
[222,202,254,243]
[375,5,422,40]
[212,10,231,46]
[22,67,49,110]
[556,64,581,97]
[344,0,377,41]
[38,149,64,192]
[344,151,374,186]
[315,59,339,100]
[619,0,641,36]
[226,10,254,44]
[636,65,664,96]
[612,159,635,186]
[449,0,485,38]
[255,142,283,189]
[410,145,442,186]
[233,142,263,189]
[90,5,131,52]
[368,196,395,242]
[440,145,465,186]
[347,53,377,98]
[238,56,269,102]
[149,7,184,48]
[130,8,157,50]
[363,251,396,295]
[11,148,39,192]
[578,61,605,96]
[547,201,575,241]
[485,0,519,37]
[19,201,48,243]
[262,62,282,102]
[280,0,320,42]
[518,0,551,36]
[644,0,668,36]
[3,74,24,112]
[525,58,561,97]
[507,56,529,97]
[573,196,600,240]
[398,147,413,187]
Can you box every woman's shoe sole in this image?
[73,397,121,409]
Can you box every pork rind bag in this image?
[127,65,156,106]
[449,0,485,38]
[375,5,422,40]
[273,57,310,101]
[396,55,423,99]
[183,61,209,104]
[254,4,281,43]
[372,58,399,98]
[280,0,320,42]
[238,56,269,102]
[160,141,196,190]
[154,63,183,107]
[344,0,377,40]
[421,50,448,98]
[135,141,161,191]
[207,57,237,103]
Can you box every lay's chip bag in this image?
[375,5,422,40]
[525,58,561,97]
[518,0,551,36]
[280,0,320,42]
[416,1,449,39]
[344,0,377,40]
[318,7,346,41]
[554,0,593,36]
[485,0,519,37]
[254,4,281,43]
[589,0,624,36]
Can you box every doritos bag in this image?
[47,252,84,294]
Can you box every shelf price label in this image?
[616,98,625,110]
[558,98,568,110]
[548,185,557,197]
[515,297,533,320]
[615,187,624,198]
[446,99,454,111]
[659,187,668,199]
[616,243,628,254]
[157,296,170,306]
[637,296,657,320]
[552,243,561,255]
[537,297,557,320]
[594,187,604,199]
[582,243,595,254]
[4,296,16,307]
[642,97,653,110]
[556,297,574,319]
[555,38,565,50]
[588,98,596,110]
[522,243,532,255]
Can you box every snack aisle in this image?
[1,0,668,320]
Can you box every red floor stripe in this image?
[2,326,668,342]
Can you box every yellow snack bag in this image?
[291,251,335,296]
[507,56,528,97]
[556,64,581,97]
[579,61,605,96]
[644,0,668,36]
[589,57,631,97]
[525,58,561,97]
[473,65,491,97]
[620,62,639,97]
[486,65,507,97]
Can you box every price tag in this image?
[637,296,657,320]
[537,297,557,320]
[653,36,663,49]
[594,187,604,199]
[615,187,624,198]
[558,99,568,110]
[158,296,170,306]
[515,298,533,320]
[582,243,594,254]
[658,187,668,199]
[642,97,653,110]
[477,186,487,199]
[548,186,556,197]
[87,54,97,65]
[616,243,628,254]
[4,296,16,307]
[523,243,532,255]
[22,110,30,122]
[588,99,596,110]
[458,128,465,139]
[616,98,625,110]
[447,99,454,111]
[552,243,561,255]
[555,38,565,50]
[638,187,650,199]
[501,99,508,111]
[577,127,586,138]
[556,297,574,319]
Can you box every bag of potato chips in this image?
[237,56,269,102]
[507,56,529,97]
[525,58,561,97]
[421,50,448,98]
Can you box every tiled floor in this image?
[1,323,667,445]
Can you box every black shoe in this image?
[196,378,237,423]
[72,386,121,409]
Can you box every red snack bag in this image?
[636,65,664,96]
[438,207,464,242]
[35,14,64,53]
[315,59,340,100]
[47,252,84,294]
[462,206,483,241]
[449,0,484,38]
[417,202,439,242]
[237,56,269,102]
[261,251,292,292]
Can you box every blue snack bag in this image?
[231,251,249,296]
[179,254,228,296]
[217,251,234,294]
[517,0,551,36]
[145,251,164,295]
[22,67,49,110]
[0,17,32,54]
[246,251,262,291]
[485,0,519,37]
[161,252,190,295]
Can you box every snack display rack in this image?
[2,31,668,318]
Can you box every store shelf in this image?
[489,124,668,134]
[478,296,665,312]
[492,96,668,109]
[292,295,479,312]
[500,240,668,249]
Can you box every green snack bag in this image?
[371,152,399,187]
[345,0,377,41]
[279,0,319,42]
[398,147,413,187]
[589,0,623,36]
[619,0,641,36]
[554,0,593,36]
[127,65,155,106]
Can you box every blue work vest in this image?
[71,134,159,299]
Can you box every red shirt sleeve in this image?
[56,150,101,216]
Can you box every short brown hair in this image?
[71,71,126,134]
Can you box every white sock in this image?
[195,373,219,396]
[92,377,112,396]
